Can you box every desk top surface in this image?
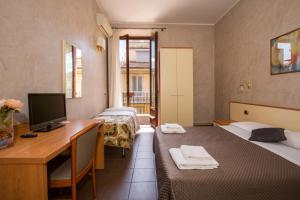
[0,120,103,164]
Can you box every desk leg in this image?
[0,163,48,200]
[95,131,104,169]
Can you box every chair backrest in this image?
[72,124,99,175]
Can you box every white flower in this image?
[4,99,23,111]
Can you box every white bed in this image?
[220,123,300,166]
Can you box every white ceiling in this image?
[96,0,240,25]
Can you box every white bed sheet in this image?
[99,110,136,117]
[105,107,137,114]
[220,125,300,166]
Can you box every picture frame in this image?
[270,28,300,75]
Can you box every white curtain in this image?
[108,30,122,107]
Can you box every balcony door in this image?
[149,32,158,127]
[120,35,157,116]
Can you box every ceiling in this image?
[96,0,240,25]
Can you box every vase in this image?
[0,111,14,149]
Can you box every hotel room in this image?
[0,0,300,199]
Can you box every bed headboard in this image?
[230,101,300,132]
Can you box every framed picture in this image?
[271,28,300,75]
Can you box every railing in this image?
[122,92,150,114]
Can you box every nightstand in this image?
[213,119,235,126]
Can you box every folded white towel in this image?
[166,123,181,129]
[180,145,213,161]
[161,124,186,134]
[169,148,219,170]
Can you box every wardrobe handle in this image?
[170,94,178,96]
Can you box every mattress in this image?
[94,109,139,149]
[154,126,300,200]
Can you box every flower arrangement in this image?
[0,99,23,149]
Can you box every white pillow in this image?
[230,121,272,132]
[105,107,137,114]
[282,131,300,150]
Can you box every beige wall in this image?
[215,0,300,119]
[159,25,215,124]
[0,0,107,122]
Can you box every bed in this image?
[154,102,300,200]
[94,107,139,150]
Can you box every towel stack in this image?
[161,123,186,133]
[169,145,219,170]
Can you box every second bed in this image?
[94,107,139,151]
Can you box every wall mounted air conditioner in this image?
[97,13,113,37]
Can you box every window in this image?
[132,76,143,91]
[136,50,150,63]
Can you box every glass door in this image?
[120,35,152,115]
[150,32,158,127]
[119,35,129,107]
[128,39,150,114]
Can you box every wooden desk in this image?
[0,120,104,200]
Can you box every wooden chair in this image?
[49,124,100,200]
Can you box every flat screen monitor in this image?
[28,93,66,131]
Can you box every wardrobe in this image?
[160,48,193,126]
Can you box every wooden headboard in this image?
[230,101,300,132]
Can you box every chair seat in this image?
[49,158,72,181]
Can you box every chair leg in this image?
[71,181,77,200]
[92,161,97,199]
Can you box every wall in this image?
[215,0,300,119]
[159,25,215,124]
[0,0,107,121]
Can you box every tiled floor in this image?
[76,128,157,200]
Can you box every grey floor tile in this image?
[138,146,153,152]
[135,158,155,169]
[101,182,131,200]
[136,151,155,159]
[129,182,157,200]
[96,168,133,184]
[132,169,156,182]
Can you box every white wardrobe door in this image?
[160,48,178,124]
[177,49,193,126]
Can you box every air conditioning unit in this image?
[96,13,113,37]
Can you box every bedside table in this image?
[213,119,235,126]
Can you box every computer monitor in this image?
[28,93,66,131]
